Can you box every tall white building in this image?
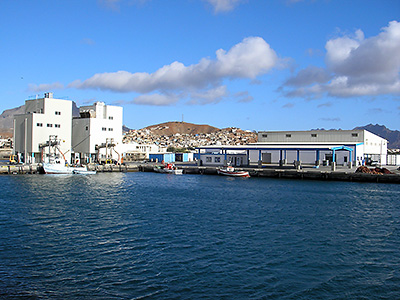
[72,102,123,163]
[13,93,72,163]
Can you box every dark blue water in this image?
[0,172,399,299]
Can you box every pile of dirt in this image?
[355,166,393,175]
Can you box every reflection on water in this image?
[0,173,400,299]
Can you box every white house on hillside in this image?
[13,93,72,163]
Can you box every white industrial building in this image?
[72,102,123,163]
[196,129,388,168]
[13,94,125,164]
[13,93,73,163]
[119,142,167,162]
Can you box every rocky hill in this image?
[144,121,219,136]
[0,105,25,137]
[354,124,400,149]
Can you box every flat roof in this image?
[196,143,362,151]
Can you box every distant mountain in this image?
[354,124,400,149]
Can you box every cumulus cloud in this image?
[284,66,331,87]
[132,94,180,106]
[205,0,243,13]
[235,91,254,103]
[68,36,279,105]
[28,82,64,92]
[188,86,228,105]
[317,102,332,108]
[282,103,294,108]
[281,21,400,99]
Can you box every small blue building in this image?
[149,153,175,163]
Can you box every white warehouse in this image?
[255,130,387,166]
[196,129,388,167]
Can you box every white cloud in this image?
[97,0,121,11]
[282,21,400,99]
[205,0,243,13]
[28,82,64,92]
[132,94,180,106]
[188,86,228,105]
[67,36,279,105]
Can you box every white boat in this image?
[42,160,90,175]
[217,166,250,178]
[153,163,183,175]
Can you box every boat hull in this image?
[217,168,250,178]
[42,163,88,174]
[153,167,183,175]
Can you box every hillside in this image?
[354,124,400,149]
[0,105,25,137]
[143,121,219,136]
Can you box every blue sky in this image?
[1,0,399,131]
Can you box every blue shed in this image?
[149,153,175,163]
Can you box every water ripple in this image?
[0,174,400,299]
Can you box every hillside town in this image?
[122,126,258,149]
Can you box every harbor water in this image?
[1,173,400,299]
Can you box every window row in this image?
[101,127,114,131]
[37,123,61,128]
[205,157,221,163]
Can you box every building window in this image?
[352,133,358,137]
[215,157,221,163]
[108,116,113,120]
[55,124,61,128]
[206,157,212,163]
[102,127,106,131]
[108,128,113,131]
[47,124,53,127]
[311,134,317,137]
[55,111,61,115]
[286,134,291,138]
[85,126,89,130]
[36,123,43,127]
[262,134,268,138]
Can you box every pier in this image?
[140,163,400,184]
[1,162,399,183]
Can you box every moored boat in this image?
[153,163,183,175]
[42,159,90,175]
[217,166,250,178]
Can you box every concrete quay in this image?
[141,163,400,184]
[0,163,140,175]
[1,162,399,183]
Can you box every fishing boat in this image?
[217,165,250,178]
[42,158,90,175]
[153,163,183,175]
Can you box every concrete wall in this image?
[258,130,365,143]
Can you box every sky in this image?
[1,0,399,131]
